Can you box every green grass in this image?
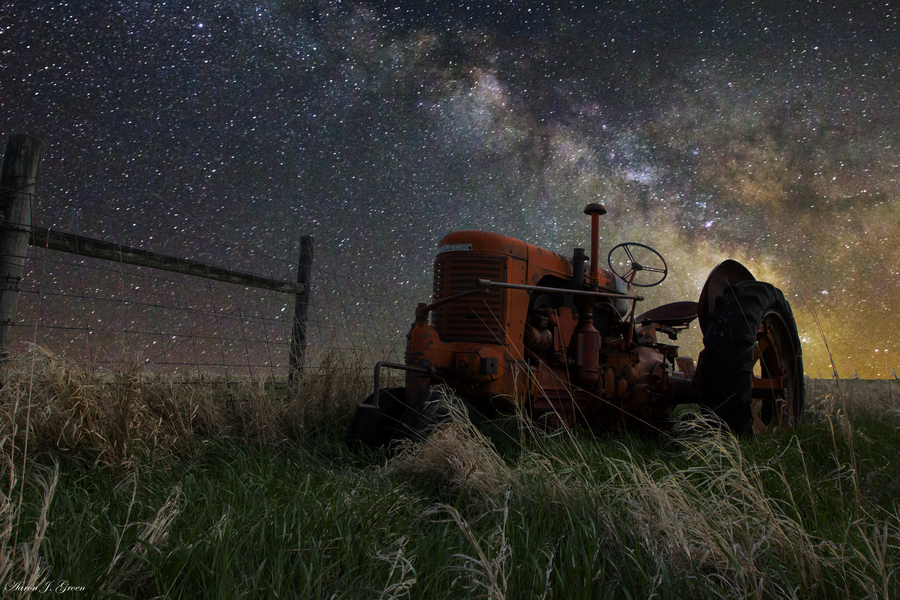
[3,351,900,598]
[11,414,900,598]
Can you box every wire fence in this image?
[9,205,412,380]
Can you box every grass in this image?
[1,346,899,598]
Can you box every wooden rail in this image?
[28,225,304,295]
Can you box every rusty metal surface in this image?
[675,356,695,379]
[429,253,506,341]
[585,204,604,292]
[358,361,433,411]
[414,285,491,322]
[476,278,644,301]
[635,301,698,326]
[750,312,801,433]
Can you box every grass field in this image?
[1,348,899,598]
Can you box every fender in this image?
[697,260,755,334]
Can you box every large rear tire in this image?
[346,387,407,450]
[697,281,804,434]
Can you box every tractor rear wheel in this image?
[346,387,407,450]
[697,281,804,434]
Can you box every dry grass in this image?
[386,388,512,499]
[384,386,900,598]
[103,481,184,594]
[1,346,898,597]
[0,345,370,469]
[385,389,591,508]
[0,453,57,598]
[608,422,824,597]
[0,345,370,596]
[807,376,900,416]
[423,490,513,600]
[395,415,826,596]
[375,535,418,600]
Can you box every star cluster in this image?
[3,0,899,377]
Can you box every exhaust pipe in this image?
[583,203,607,290]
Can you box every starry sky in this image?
[3,0,899,378]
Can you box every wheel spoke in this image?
[753,335,774,364]
[752,376,780,389]
[607,243,668,287]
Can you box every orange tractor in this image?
[348,204,804,447]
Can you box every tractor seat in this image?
[634,301,699,328]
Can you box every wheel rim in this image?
[751,309,801,433]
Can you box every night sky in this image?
[3,1,899,378]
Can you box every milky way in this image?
[3,1,899,377]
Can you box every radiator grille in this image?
[432,254,507,344]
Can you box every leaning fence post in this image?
[0,133,46,365]
[289,235,313,389]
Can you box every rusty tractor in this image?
[347,203,804,448]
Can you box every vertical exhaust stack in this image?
[571,203,607,388]
[583,203,607,291]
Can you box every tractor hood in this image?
[436,230,621,293]
[437,231,532,261]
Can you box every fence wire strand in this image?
[9,205,410,380]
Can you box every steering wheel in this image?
[607,243,668,287]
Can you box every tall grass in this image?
[0,345,370,468]
[1,346,899,598]
[383,385,900,597]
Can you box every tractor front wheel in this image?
[697,281,804,434]
[346,387,407,450]
[390,388,477,447]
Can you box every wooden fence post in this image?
[289,235,313,388]
[0,133,46,364]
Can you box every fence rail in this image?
[28,225,305,295]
